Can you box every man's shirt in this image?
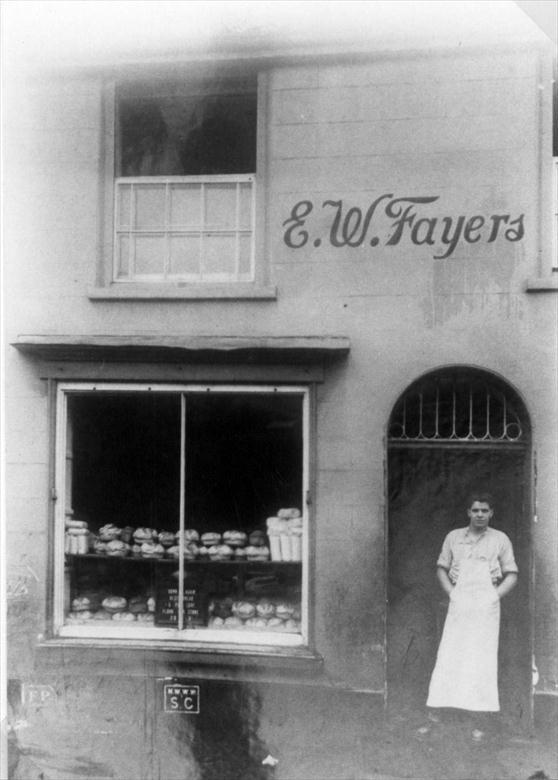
[437,526,518,584]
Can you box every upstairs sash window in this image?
[114,77,257,283]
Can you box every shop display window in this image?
[55,384,308,648]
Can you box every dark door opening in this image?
[386,370,532,732]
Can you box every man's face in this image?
[467,501,493,530]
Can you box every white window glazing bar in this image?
[114,175,255,283]
[235,182,241,278]
[301,388,310,645]
[553,158,558,270]
[164,182,171,279]
[54,389,69,632]
[129,184,136,278]
[200,183,206,280]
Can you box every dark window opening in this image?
[117,78,257,177]
[63,389,305,640]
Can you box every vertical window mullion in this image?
[178,393,186,632]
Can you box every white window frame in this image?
[91,72,274,299]
[113,174,256,283]
[553,157,558,270]
[54,382,310,649]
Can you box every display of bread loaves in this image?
[66,507,302,633]
[81,519,302,563]
[208,597,301,632]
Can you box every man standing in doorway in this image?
[421,492,518,742]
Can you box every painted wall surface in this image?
[4,42,557,778]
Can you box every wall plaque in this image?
[163,684,200,714]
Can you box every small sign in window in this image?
[163,683,200,714]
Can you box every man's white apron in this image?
[427,558,500,711]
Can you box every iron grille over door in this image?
[388,369,527,445]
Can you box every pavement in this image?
[265,701,558,780]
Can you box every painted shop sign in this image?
[282,195,524,259]
[163,684,200,714]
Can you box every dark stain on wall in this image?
[183,681,269,780]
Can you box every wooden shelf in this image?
[66,554,301,565]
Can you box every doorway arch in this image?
[386,366,532,730]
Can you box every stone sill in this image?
[87,283,277,301]
[35,639,324,683]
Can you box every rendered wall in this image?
[4,42,557,778]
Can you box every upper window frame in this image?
[90,68,276,300]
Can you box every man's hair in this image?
[467,491,495,509]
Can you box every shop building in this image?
[3,3,557,778]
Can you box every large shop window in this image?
[55,384,309,648]
[114,76,257,284]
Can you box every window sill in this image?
[524,275,558,292]
[87,283,277,301]
[35,638,324,682]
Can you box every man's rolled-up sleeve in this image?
[500,535,518,574]
[436,532,452,570]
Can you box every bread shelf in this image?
[65,553,301,565]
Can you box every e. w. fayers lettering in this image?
[282,196,524,259]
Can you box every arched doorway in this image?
[386,367,532,731]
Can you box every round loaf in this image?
[256,599,275,618]
[201,532,221,546]
[275,602,294,620]
[246,545,270,561]
[157,531,175,547]
[72,596,91,611]
[232,601,256,619]
[223,530,248,548]
[128,597,148,614]
[224,616,243,629]
[98,524,121,541]
[277,508,301,519]
[102,596,127,613]
[133,527,156,542]
[248,530,266,547]
[106,539,130,557]
[208,544,233,560]
[93,609,113,620]
[113,611,136,622]
[140,542,165,558]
